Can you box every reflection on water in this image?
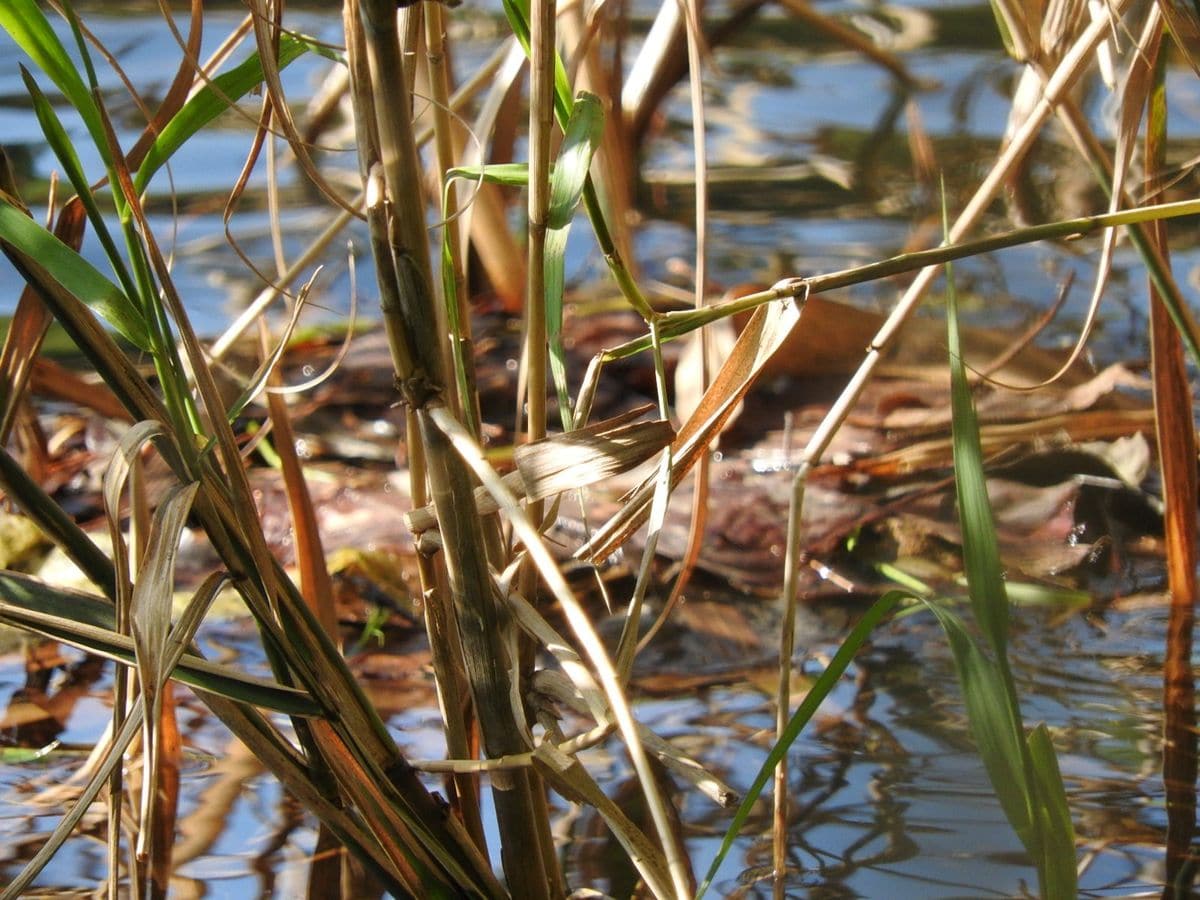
[0,598,1186,894]
[566,602,1181,898]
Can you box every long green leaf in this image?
[0,200,151,350]
[18,66,132,299]
[0,0,106,164]
[0,445,116,599]
[545,92,604,430]
[0,571,321,716]
[695,590,903,899]
[944,251,1077,897]
[946,258,1008,653]
[134,34,312,194]
[922,601,1032,843]
[1027,723,1078,897]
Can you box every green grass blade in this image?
[17,66,133,297]
[944,251,1076,896]
[0,445,116,599]
[0,0,106,164]
[545,92,604,430]
[547,95,603,233]
[445,163,530,187]
[1027,723,1078,897]
[695,590,904,899]
[0,200,151,350]
[0,696,144,899]
[946,258,1008,654]
[134,34,312,194]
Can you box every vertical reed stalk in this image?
[425,2,479,431]
[1145,33,1198,899]
[419,7,490,849]
[349,1,555,892]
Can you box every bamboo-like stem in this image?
[426,2,479,432]
[525,0,553,449]
[430,405,689,900]
[519,0,565,891]
[419,9,490,851]
[351,1,553,894]
[774,465,806,891]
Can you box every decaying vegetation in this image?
[0,0,1197,896]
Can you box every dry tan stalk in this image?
[351,1,557,891]
[261,324,339,640]
[431,405,692,899]
[520,22,557,883]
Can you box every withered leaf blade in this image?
[578,295,804,564]
[405,408,673,535]
[513,418,673,499]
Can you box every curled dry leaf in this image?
[579,293,805,564]
[405,406,673,534]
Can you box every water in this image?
[1,1,1198,895]
[1,603,1179,895]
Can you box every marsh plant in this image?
[0,0,1197,896]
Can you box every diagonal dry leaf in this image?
[405,408,672,534]
[578,293,804,564]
